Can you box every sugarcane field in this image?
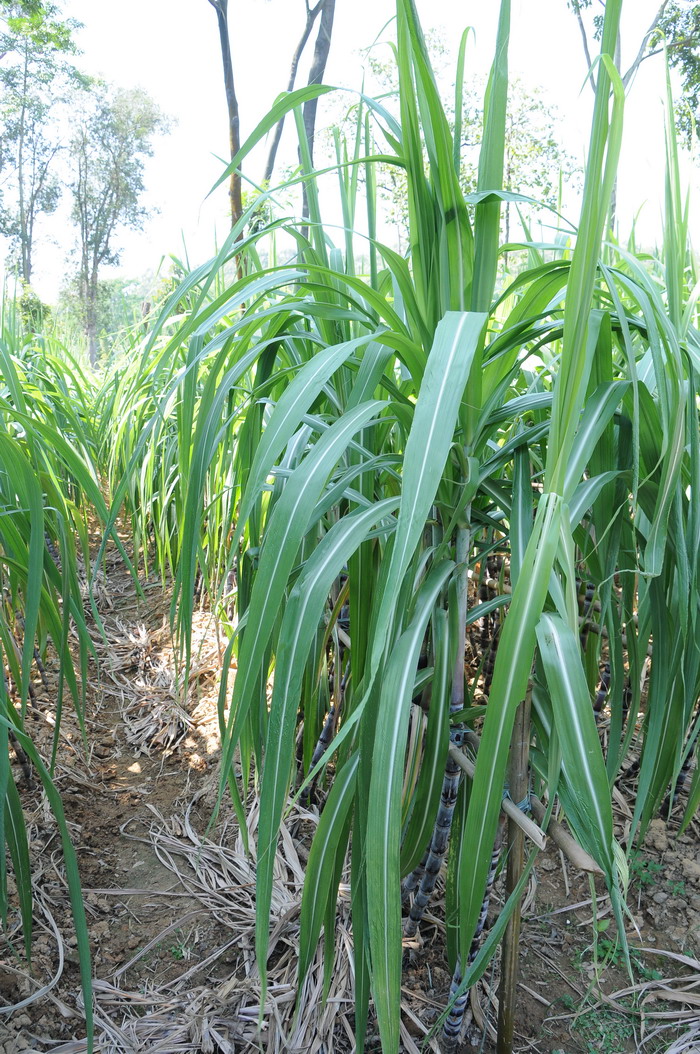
[1,1,700,1052]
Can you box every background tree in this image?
[461,79,581,244]
[567,0,700,233]
[655,2,700,145]
[68,85,168,365]
[0,2,84,284]
[56,271,157,358]
[206,0,336,229]
[567,0,700,144]
[0,0,68,45]
[345,50,580,253]
[0,0,52,17]
[205,0,242,229]
[261,0,327,185]
[298,0,335,227]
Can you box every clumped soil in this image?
[1,546,699,1053]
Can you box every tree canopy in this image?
[0,1,86,282]
[657,1,700,144]
[568,0,700,145]
[68,86,168,363]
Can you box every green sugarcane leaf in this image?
[536,613,615,879]
[568,471,621,528]
[471,0,510,314]
[458,493,561,967]
[297,752,358,987]
[4,766,32,957]
[0,436,44,707]
[232,334,379,555]
[632,578,686,837]
[466,593,511,627]
[0,715,93,1049]
[562,380,628,502]
[219,401,385,821]
[400,605,453,877]
[680,760,700,833]
[0,705,7,932]
[546,33,624,495]
[367,559,453,1054]
[256,497,399,994]
[209,83,337,197]
[370,312,487,676]
[510,439,532,586]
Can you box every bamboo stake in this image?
[528,795,603,875]
[448,739,603,873]
[447,743,545,851]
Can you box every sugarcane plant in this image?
[224,1,630,1048]
[87,0,700,1049]
[2,0,700,1048]
[0,319,101,1049]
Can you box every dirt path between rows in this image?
[1,546,359,1054]
[1,545,700,1053]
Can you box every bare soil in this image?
[1,547,699,1054]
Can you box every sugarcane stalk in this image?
[527,795,603,874]
[404,750,462,937]
[402,845,429,902]
[442,818,505,1051]
[403,526,471,935]
[661,712,700,818]
[300,655,349,805]
[452,525,470,707]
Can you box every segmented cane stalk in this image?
[404,528,488,937]
[8,727,32,785]
[482,619,501,697]
[404,749,462,937]
[402,845,429,903]
[13,610,51,698]
[622,675,632,722]
[44,531,62,572]
[593,662,610,715]
[441,820,505,1050]
[311,703,339,768]
[485,553,503,579]
[578,578,596,652]
[1,663,32,786]
[478,579,491,655]
[300,660,349,805]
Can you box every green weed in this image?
[571,1007,636,1054]
[629,852,664,889]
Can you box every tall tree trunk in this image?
[208,0,242,229]
[300,0,335,229]
[262,0,325,186]
[18,43,30,283]
[85,271,98,366]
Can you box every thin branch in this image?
[642,38,700,64]
[622,0,671,89]
[576,9,598,96]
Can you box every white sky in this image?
[18,0,699,302]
